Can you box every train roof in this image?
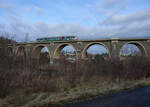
[47,36,77,38]
[37,36,77,39]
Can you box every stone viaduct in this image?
[5,38,150,64]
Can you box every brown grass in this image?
[1,55,150,97]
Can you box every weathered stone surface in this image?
[6,38,150,64]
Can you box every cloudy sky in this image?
[0,0,150,42]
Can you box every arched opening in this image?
[16,46,26,57]
[16,46,26,68]
[32,45,50,69]
[54,44,77,62]
[6,47,13,69]
[82,43,110,61]
[7,47,13,56]
[120,42,147,60]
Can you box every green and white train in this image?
[37,36,77,42]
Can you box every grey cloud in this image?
[0,3,12,10]
[0,3,18,15]
[84,0,129,24]
[1,7,150,42]
[25,5,44,16]
[87,0,128,16]
[3,16,36,41]
[34,22,91,39]
[101,0,128,9]
[32,6,44,15]
[101,9,150,25]
[98,8,150,37]
[33,22,126,40]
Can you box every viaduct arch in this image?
[7,47,13,56]
[6,38,150,64]
[32,45,51,59]
[16,46,26,57]
[81,42,111,59]
[53,43,77,59]
[119,41,148,57]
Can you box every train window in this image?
[62,37,64,40]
